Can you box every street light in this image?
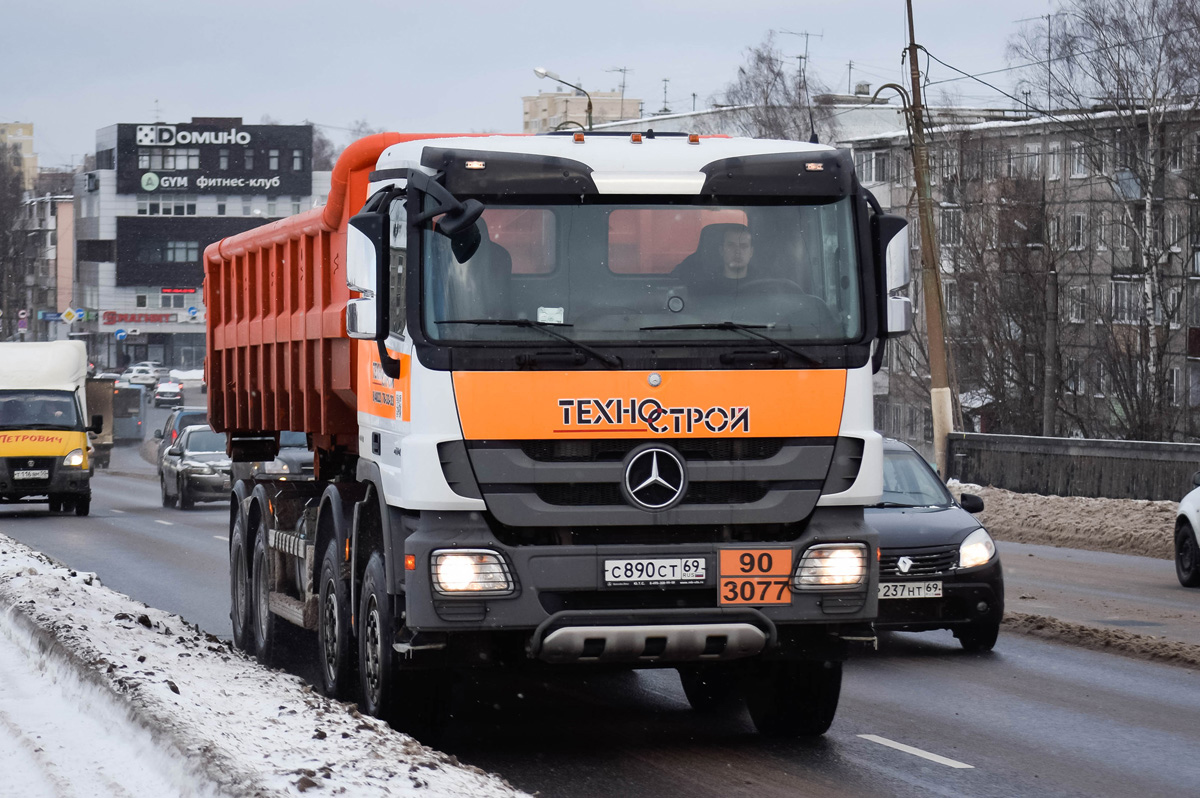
[534,67,592,131]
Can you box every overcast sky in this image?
[3,0,1056,169]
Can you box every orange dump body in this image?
[203,133,464,452]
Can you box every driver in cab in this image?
[720,226,754,282]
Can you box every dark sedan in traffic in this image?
[866,439,1004,651]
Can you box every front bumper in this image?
[0,459,90,501]
[873,559,1004,631]
[391,506,879,663]
[183,470,232,501]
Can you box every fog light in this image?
[431,549,514,596]
[977,601,989,613]
[794,543,868,589]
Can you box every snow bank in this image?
[0,535,526,798]
[169,369,205,382]
[948,481,1176,560]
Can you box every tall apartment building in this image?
[73,118,330,370]
[0,122,38,190]
[848,110,1200,450]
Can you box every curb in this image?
[1002,611,1200,671]
[0,575,265,796]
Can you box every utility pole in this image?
[660,79,671,114]
[847,60,854,94]
[606,66,632,120]
[905,0,955,477]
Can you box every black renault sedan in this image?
[866,439,1004,651]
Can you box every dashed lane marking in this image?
[154,520,173,526]
[857,735,975,769]
[213,535,228,542]
[111,509,125,514]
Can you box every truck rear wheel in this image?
[318,538,356,699]
[48,497,62,513]
[744,659,841,737]
[251,525,281,664]
[229,508,252,651]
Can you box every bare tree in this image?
[717,32,838,142]
[1010,0,1200,439]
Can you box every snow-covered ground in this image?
[0,535,526,798]
[169,369,205,383]
[949,480,1176,560]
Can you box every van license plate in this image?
[13,469,50,480]
[879,581,943,599]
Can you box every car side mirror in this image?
[1192,470,1200,488]
[167,446,182,456]
[88,414,103,434]
[960,493,985,514]
[154,429,164,439]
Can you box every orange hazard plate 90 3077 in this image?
[718,548,794,605]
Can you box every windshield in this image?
[184,429,224,453]
[0,390,81,430]
[879,450,953,507]
[421,199,862,344]
[279,431,307,448]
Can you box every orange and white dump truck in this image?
[206,131,911,736]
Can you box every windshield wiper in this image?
[873,501,919,508]
[639,321,823,366]
[436,319,623,369]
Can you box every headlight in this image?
[958,528,996,569]
[257,458,290,474]
[63,448,85,467]
[430,549,515,596]
[794,543,868,589]
[181,459,215,474]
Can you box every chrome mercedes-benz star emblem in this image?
[622,446,686,510]
[897,556,914,574]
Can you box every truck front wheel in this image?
[677,664,740,713]
[318,538,356,699]
[74,497,90,517]
[744,659,842,737]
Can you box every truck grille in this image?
[879,545,958,577]
[533,481,771,507]
[517,437,791,463]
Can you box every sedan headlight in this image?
[431,549,515,596]
[257,458,290,474]
[181,459,215,474]
[958,528,996,569]
[63,448,85,467]
[794,543,868,589]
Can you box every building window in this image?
[1068,285,1088,322]
[1170,367,1182,406]
[138,148,163,170]
[292,149,303,170]
[1169,212,1185,252]
[1112,280,1141,323]
[291,196,301,214]
[135,294,147,308]
[162,148,199,170]
[1071,142,1088,177]
[244,149,254,170]
[944,281,958,315]
[166,241,199,262]
[854,150,889,183]
[940,208,962,248]
[1048,142,1061,179]
[267,197,277,217]
[1069,213,1086,250]
[219,148,229,170]
[1097,212,1108,250]
[135,194,196,216]
[1094,362,1107,397]
[269,149,279,170]
[1024,143,1041,178]
[1065,357,1083,395]
[216,196,226,216]
[1048,214,1061,247]
[242,197,252,216]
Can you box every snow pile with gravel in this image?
[949,480,1177,560]
[0,533,526,798]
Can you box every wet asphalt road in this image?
[2,406,1199,797]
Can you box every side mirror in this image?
[346,296,378,340]
[88,414,103,434]
[167,446,182,457]
[883,221,910,291]
[154,429,164,439]
[960,493,985,514]
[1192,470,1200,487]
